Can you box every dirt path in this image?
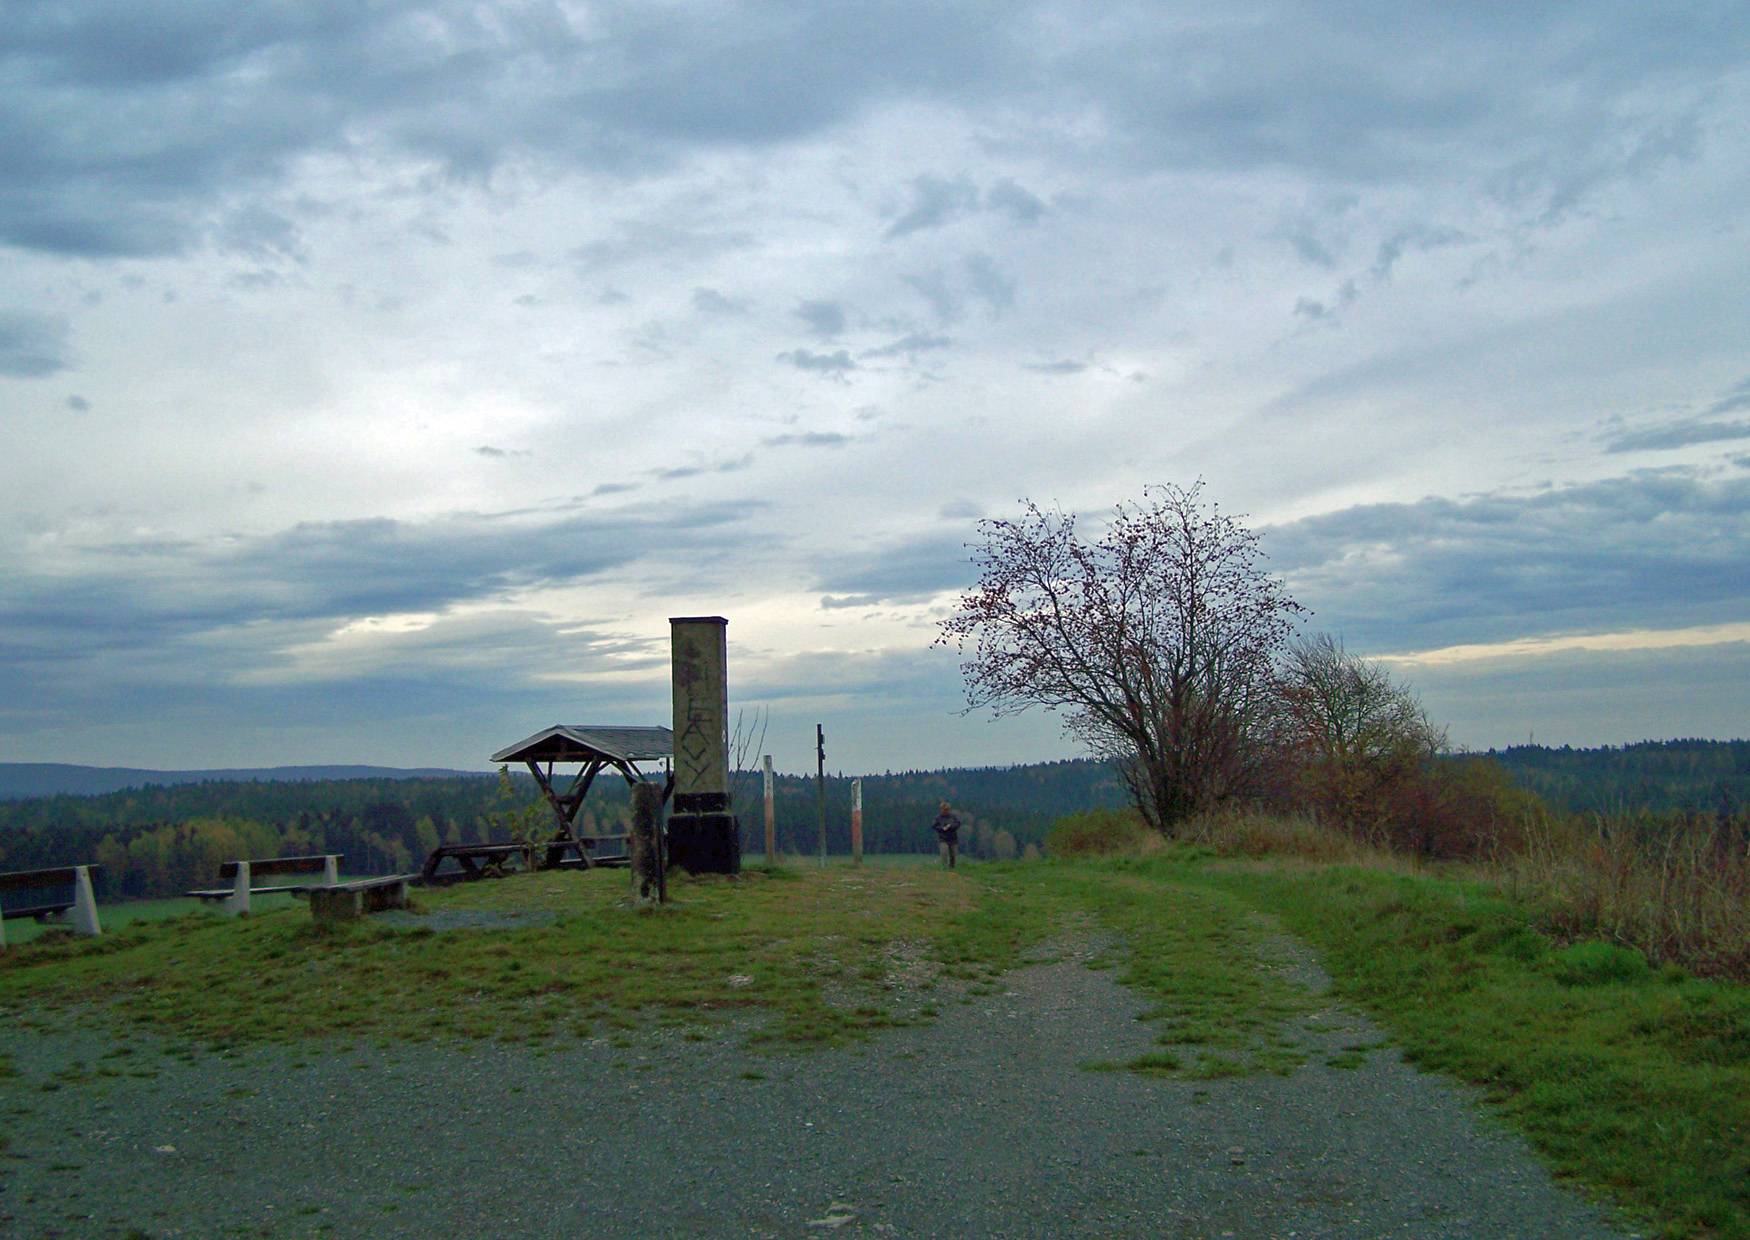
[1,939,1628,1238]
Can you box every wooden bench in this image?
[294,874,412,923]
[186,854,340,916]
[0,865,102,947]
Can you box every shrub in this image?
[1548,941,1652,986]
[1181,810,1380,864]
[1044,808,1157,858]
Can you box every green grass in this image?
[2,870,388,945]
[1,849,1742,1237]
[968,860,1316,1077]
[1177,855,1750,1240]
[0,864,984,1049]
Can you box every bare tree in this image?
[937,482,1303,833]
[1270,634,1446,842]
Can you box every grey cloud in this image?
[652,455,752,481]
[861,333,952,360]
[903,272,961,323]
[1371,224,1471,281]
[5,4,1742,261]
[1288,230,1337,268]
[985,178,1046,225]
[885,175,980,239]
[887,174,1046,240]
[795,299,847,337]
[0,313,71,377]
[964,253,1016,313]
[572,224,755,271]
[1412,642,1750,750]
[1023,359,1085,375]
[66,394,90,412]
[939,500,982,519]
[1605,420,1750,454]
[762,432,851,449]
[778,348,856,377]
[815,533,975,608]
[901,255,1021,322]
[1293,280,1359,324]
[1266,471,1750,653]
[1704,376,1750,418]
[0,500,763,689]
[2,3,1022,257]
[691,287,747,315]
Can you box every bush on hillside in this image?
[1044,808,1158,857]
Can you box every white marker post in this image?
[851,779,863,865]
[69,865,102,937]
[762,755,775,866]
[225,860,251,917]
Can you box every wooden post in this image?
[629,782,664,904]
[762,755,775,865]
[851,779,863,865]
[815,724,827,867]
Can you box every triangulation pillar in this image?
[667,615,741,874]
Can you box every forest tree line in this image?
[0,760,1129,898]
[0,745,1742,901]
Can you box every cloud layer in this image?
[3,2,1748,769]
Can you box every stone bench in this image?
[0,865,102,947]
[294,874,412,923]
[186,854,341,916]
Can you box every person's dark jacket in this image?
[931,811,962,842]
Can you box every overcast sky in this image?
[3,2,1747,774]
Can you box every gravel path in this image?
[0,933,1630,1239]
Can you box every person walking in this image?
[931,801,963,869]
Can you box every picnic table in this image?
[418,835,633,884]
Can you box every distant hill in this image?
[0,763,486,801]
[1482,739,1750,815]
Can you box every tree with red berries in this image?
[938,482,1302,832]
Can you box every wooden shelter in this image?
[489,725,675,869]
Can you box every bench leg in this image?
[70,866,102,937]
[363,879,408,913]
[0,914,7,949]
[323,855,340,886]
[224,861,251,916]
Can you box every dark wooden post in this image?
[815,724,826,866]
[629,781,664,904]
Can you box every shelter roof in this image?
[490,725,674,766]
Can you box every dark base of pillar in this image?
[667,813,742,875]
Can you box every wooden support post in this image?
[629,782,664,904]
[851,779,863,865]
[762,755,775,866]
[815,724,827,867]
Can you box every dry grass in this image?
[1180,809,1386,865]
[1087,805,1749,982]
[1502,811,1750,980]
